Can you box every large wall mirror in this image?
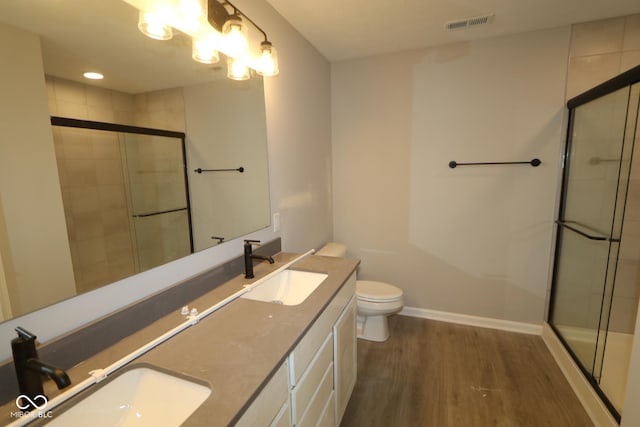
[0,0,271,322]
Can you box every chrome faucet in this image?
[11,327,71,409]
[244,240,275,279]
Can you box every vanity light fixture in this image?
[125,0,279,79]
[221,11,248,58]
[137,10,173,40]
[257,41,278,77]
[179,0,206,32]
[192,36,220,64]
[227,57,250,80]
[216,1,279,77]
[83,72,104,80]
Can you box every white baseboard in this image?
[399,306,542,335]
[541,323,617,427]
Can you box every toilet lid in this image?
[356,280,403,302]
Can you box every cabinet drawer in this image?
[317,390,336,427]
[333,295,357,424]
[236,360,289,427]
[291,332,333,424]
[290,273,355,384]
[270,402,291,427]
[297,362,334,427]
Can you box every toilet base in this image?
[357,314,390,342]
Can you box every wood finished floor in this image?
[341,315,594,427]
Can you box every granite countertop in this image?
[1,253,358,426]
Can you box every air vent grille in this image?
[446,13,494,31]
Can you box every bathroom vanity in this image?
[0,253,358,426]
[236,271,356,427]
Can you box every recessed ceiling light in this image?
[83,72,104,80]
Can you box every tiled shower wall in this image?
[46,76,187,293]
[567,14,640,100]
[46,76,186,131]
[51,124,135,294]
[566,14,640,333]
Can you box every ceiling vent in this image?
[446,13,494,31]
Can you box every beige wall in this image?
[184,78,270,251]
[259,8,334,253]
[332,27,571,324]
[0,244,11,321]
[0,24,76,316]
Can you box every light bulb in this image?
[177,0,205,33]
[180,0,204,18]
[222,16,248,58]
[83,72,104,80]
[227,57,250,81]
[257,41,279,76]
[138,11,172,40]
[192,37,220,64]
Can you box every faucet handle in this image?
[15,327,36,341]
[244,239,260,246]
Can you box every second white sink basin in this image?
[241,269,328,306]
[48,366,211,426]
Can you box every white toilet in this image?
[315,242,404,342]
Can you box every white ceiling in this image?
[1,0,639,93]
[265,0,640,61]
[0,0,229,94]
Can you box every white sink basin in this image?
[48,367,211,426]
[241,269,328,306]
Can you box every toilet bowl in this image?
[315,243,404,342]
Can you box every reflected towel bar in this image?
[194,167,244,173]
[448,158,541,168]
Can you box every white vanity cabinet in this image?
[235,360,290,427]
[287,272,356,427]
[333,295,357,424]
[237,271,357,427]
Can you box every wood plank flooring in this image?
[341,315,594,427]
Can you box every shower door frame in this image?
[548,65,640,423]
[50,116,194,255]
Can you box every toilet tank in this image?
[316,242,347,257]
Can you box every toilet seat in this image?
[356,280,403,303]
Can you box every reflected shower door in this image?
[550,84,635,416]
[122,132,192,272]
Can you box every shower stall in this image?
[549,65,640,421]
[51,118,193,294]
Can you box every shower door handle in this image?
[555,220,620,242]
[132,207,188,218]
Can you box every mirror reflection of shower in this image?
[52,120,192,294]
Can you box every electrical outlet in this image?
[273,212,281,232]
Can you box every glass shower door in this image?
[122,132,192,272]
[550,84,635,417]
